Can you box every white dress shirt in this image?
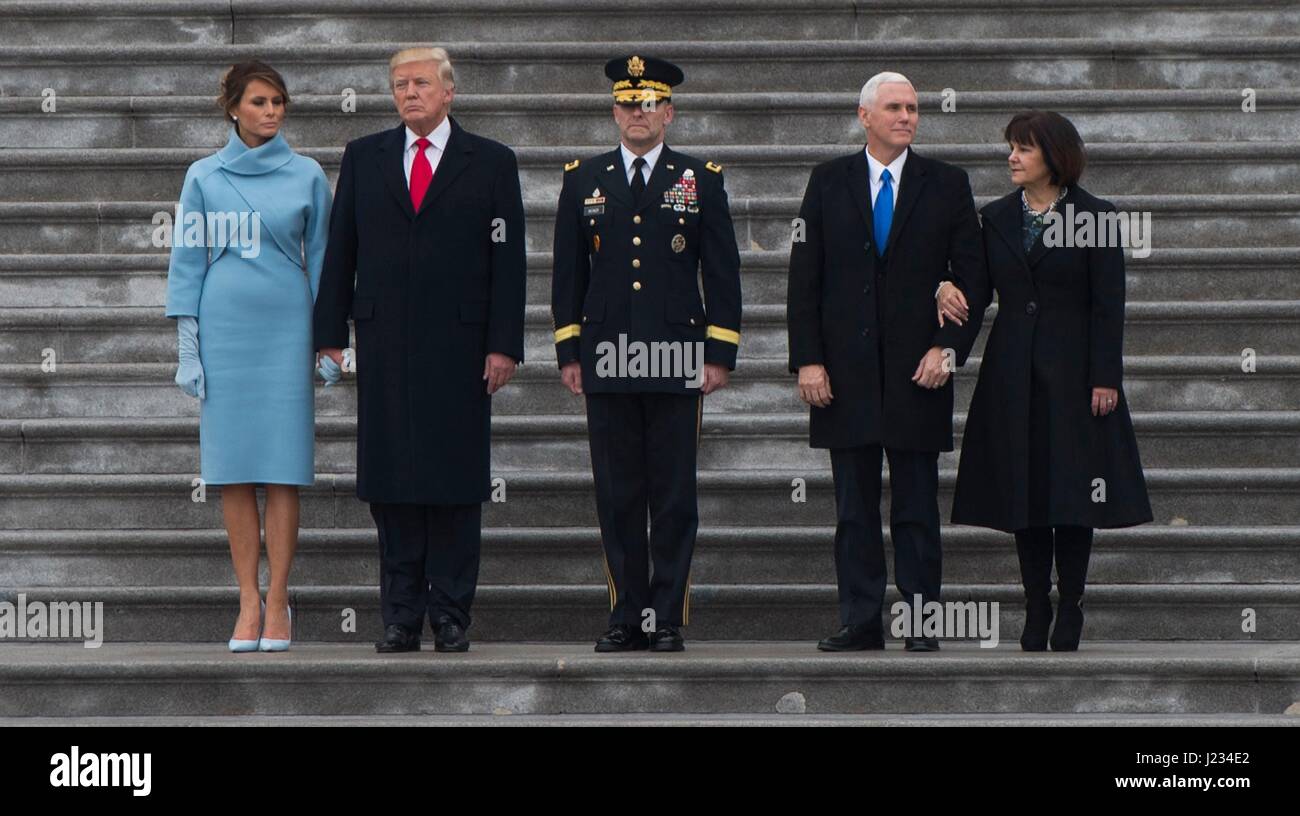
[620,141,664,186]
[403,116,452,187]
[865,145,907,210]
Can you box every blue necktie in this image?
[874,167,893,257]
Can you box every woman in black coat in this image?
[943,111,1152,651]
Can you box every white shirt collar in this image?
[865,145,908,186]
[620,141,665,180]
[406,116,451,153]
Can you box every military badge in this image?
[671,234,686,253]
[662,169,698,212]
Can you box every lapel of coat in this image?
[598,149,635,209]
[846,149,876,246]
[414,116,474,216]
[985,190,1036,284]
[882,147,926,261]
[378,123,416,220]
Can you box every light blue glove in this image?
[317,353,341,386]
[175,315,205,399]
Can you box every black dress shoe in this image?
[649,625,685,652]
[904,637,941,652]
[375,624,420,653]
[594,624,649,652]
[817,624,885,652]
[433,617,470,652]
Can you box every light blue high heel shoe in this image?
[258,604,292,652]
[229,600,264,653]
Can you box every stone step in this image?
[0,468,1294,529]
[1,582,1297,642]
[2,39,1296,96]
[2,525,1296,588]
[4,641,1298,717]
[4,712,1297,726]
[4,411,1298,475]
[4,89,1298,149]
[4,248,1300,309]
[0,195,1293,261]
[2,301,1295,364]
[3,144,1298,202]
[5,0,1296,47]
[2,356,1294,418]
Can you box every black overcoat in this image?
[951,186,1153,532]
[786,148,986,451]
[314,118,527,504]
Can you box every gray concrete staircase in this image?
[1,0,1298,722]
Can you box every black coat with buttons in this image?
[313,119,527,505]
[550,145,742,393]
[951,186,1152,532]
[787,148,985,451]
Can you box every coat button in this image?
[633,215,642,224]
[582,315,588,323]
[633,281,642,291]
[679,217,685,225]
[632,236,641,246]
[863,284,870,293]
[632,259,641,268]
[1026,301,1038,315]
[689,318,696,325]
[589,218,595,226]
[864,241,871,251]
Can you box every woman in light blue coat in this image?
[164,61,332,652]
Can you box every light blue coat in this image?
[165,129,332,485]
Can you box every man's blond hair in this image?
[389,47,455,89]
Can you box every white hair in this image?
[859,71,914,110]
[389,46,455,90]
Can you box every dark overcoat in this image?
[786,148,986,451]
[314,117,527,504]
[951,186,1153,532]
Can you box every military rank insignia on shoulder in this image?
[705,161,723,174]
[564,159,581,172]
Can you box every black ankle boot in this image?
[1020,596,1052,651]
[1050,595,1084,651]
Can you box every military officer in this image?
[551,55,742,652]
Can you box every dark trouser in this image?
[369,502,482,633]
[1013,525,1094,602]
[829,445,941,629]
[585,391,701,629]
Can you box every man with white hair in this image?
[786,71,985,652]
[314,47,527,654]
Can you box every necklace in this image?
[1022,186,1068,217]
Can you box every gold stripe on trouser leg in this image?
[601,548,617,611]
[683,394,702,625]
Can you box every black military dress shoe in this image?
[433,617,470,652]
[649,625,685,652]
[817,624,885,652]
[375,624,421,653]
[904,637,941,652]
[594,624,650,652]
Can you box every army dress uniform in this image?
[550,56,742,649]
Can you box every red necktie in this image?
[410,137,432,211]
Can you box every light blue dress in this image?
[164,129,332,485]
